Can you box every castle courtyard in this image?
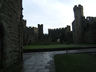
[23,48,96,72]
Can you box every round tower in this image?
[72,4,84,43]
[73,4,84,20]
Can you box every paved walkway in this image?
[23,48,96,72]
[23,52,56,72]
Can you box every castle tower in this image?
[38,24,44,40]
[73,4,84,19]
[72,4,85,43]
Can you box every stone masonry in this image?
[48,25,73,43]
[0,0,23,72]
[23,23,44,45]
[72,4,96,44]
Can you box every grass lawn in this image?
[24,44,95,50]
[54,54,96,72]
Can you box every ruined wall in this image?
[48,28,64,42]
[85,17,96,43]
[23,23,41,45]
[72,5,96,44]
[48,26,73,43]
[23,26,38,45]
[0,0,23,72]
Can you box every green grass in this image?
[24,44,95,50]
[54,54,96,72]
[24,44,79,49]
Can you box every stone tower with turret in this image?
[72,4,85,43]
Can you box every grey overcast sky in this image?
[23,0,96,34]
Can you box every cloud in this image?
[23,0,96,33]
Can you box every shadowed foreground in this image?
[54,54,96,72]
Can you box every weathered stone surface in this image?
[72,4,96,44]
[0,0,23,72]
[23,24,44,45]
[48,25,73,43]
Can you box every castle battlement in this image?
[72,4,96,44]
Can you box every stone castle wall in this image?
[0,0,23,72]
[23,24,73,45]
[72,4,96,44]
[48,25,73,43]
[23,24,44,45]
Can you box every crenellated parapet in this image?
[73,4,84,19]
[48,25,73,43]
